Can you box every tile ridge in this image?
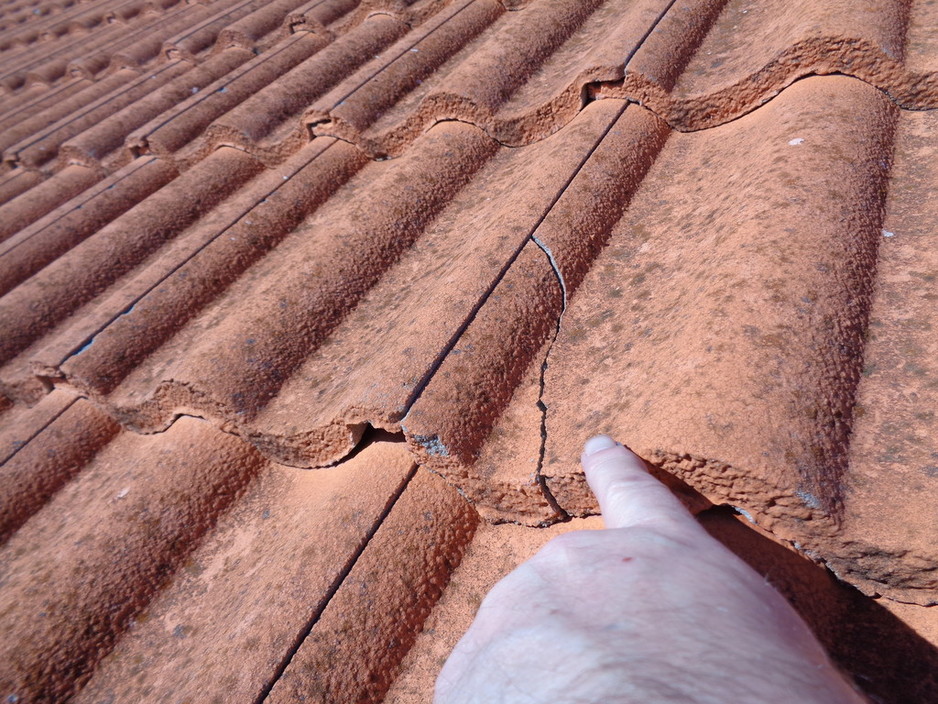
[252,461,419,703]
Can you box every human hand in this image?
[435,435,867,703]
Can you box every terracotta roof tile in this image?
[265,467,477,703]
[202,14,412,162]
[216,0,317,50]
[10,64,193,170]
[128,31,332,162]
[0,76,94,140]
[0,415,267,701]
[2,0,938,700]
[610,0,938,126]
[0,155,178,296]
[0,72,131,155]
[0,1,196,89]
[535,77,933,601]
[57,49,254,170]
[0,393,119,542]
[844,105,938,602]
[0,162,100,242]
[283,0,361,33]
[0,0,138,50]
[0,165,41,204]
[0,147,264,400]
[311,0,666,153]
[162,0,284,60]
[70,3,219,75]
[71,431,420,704]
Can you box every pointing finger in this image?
[581,435,696,531]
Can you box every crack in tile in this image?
[531,234,569,523]
[399,102,629,423]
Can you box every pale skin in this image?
[435,435,867,704]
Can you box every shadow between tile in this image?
[699,505,938,704]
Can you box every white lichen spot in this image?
[795,489,822,510]
[413,434,449,457]
[882,229,895,238]
[733,507,756,524]
[788,138,804,146]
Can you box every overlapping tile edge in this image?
[0,0,936,174]
[0,0,934,700]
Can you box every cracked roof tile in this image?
[1,0,937,701]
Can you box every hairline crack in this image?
[531,234,570,523]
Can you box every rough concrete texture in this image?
[2,0,938,700]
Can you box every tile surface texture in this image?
[1,0,937,701]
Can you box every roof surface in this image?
[0,0,937,701]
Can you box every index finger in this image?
[581,435,696,531]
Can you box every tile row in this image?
[408,76,938,604]
[98,0,938,167]
[0,0,452,229]
[0,389,477,702]
[0,0,180,53]
[6,0,938,172]
[4,0,938,242]
[0,0,205,90]
[0,0,90,37]
[0,0,451,96]
[3,389,934,703]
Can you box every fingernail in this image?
[584,434,617,456]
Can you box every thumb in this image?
[581,435,696,531]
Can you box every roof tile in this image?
[0,415,265,701]
[0,162,99,242]
[70,431,418,704]
[2,0,938,699]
